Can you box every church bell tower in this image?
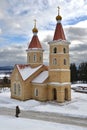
[26,20,44,67]
[48,7,71,103]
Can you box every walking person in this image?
[15,106,20,117]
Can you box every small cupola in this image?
[28,20,42,49]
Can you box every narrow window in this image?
[35,88,38,96]
[29,56,30,62]
[53,47,57,53]
[63,48,66,53]
[53,58,57,65]
[64,59,66,65]
[14,83,16,95]
[18,84,21,96]
[40,54,42,61]
[33,54,37,62]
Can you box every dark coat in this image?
[16,106,20,117]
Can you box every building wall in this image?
[11,65,48,101]
[11,66,24,100]
[27,50,43,67]
[32,83,48,101]
[48,84,71,103]
[48,40,71,102]
[49,70,70,82]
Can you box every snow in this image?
[32,71,48,83]
[0,115,86,130]
[0,84,87,129]
[50,69,70,71]
[0,73,10,79]
[0,84,87,118]
[17,65,42,80]
[48,82,71,86]
[71,83,87,89]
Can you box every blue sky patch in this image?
[66,15,87,25]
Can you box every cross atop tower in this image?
[57,6,60,15]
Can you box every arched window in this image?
[34,88,38,96]
[63,48,66,53]
[40,54,42,61]
[18,84,21,96]
[14,83,16,95]
[53,47,57,53]
[33,54,37,62]
[64,59,66,65]
[29,56,30,62]
[53,58,57,65]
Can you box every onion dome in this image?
[32,19,38,33]
[56,15,62,21]
[56,6,62,21]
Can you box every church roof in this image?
[53,7,66,41]
[16,64,48,82]
[32,71,48,83]
[53,23,66,40]
[28,35,42,49]
[17,64,43,80]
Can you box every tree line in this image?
[70,62,87,83]
[0,76,10,88]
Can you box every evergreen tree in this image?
[70,63,77,83]
[78,62,87,83]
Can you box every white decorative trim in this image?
[28,62,42,64]
[57,20,61,23]
[49,69,70,71]
[32,83,47,86]
[33,33,37,35]
[48,40,70,45]
[48,82,71,86]
[50,52,69,55]
[26,48,44,52]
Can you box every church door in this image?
[65,88,68,100]
[53,88,57,100]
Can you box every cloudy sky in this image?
[0,0,87,66]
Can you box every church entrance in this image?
[53,88,57,100]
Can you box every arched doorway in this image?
[53,88,57,100]
[65,88,68,100]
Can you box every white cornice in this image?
[28,63,43,64]
[26,48,44,52]
[48,39,70,45]
[49,69,70,71]
[50,52,69,55]
[48,82,71,86]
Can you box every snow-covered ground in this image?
[0,115,86,130]
[0,84,87,118]
[0,83,87,130]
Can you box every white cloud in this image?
[0,0,87,66]
[0,29,2,34]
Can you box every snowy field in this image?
[0,83,87,130]
[0,84,87,118]
[0,115,86,130]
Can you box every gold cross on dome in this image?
[57,6,60,15]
